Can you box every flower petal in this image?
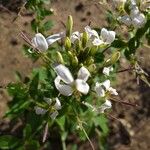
[54,97,61,110]
[34,106,47,115]
[108,87,118,95]
[54,76,73,96]
[95,82,105,97]
[54,64,74,84]
[98,100,112,113]
[92,38,104,46]
[46,32,65,45]
[101,28,108,42]
[119,15,132,26]
[50,111,58,120]
[75,79,89,94]
[132,13,146,28]
[85,26,99,39]
[103,67,113,76]
[71,31,81,43]
[31,33,48,51]
[102,80,110,90]
[106,31,116,44]
[43,97,52,105]
[77,66,90,82]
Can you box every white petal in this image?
[101,28,108,42]
[119,16,132,26]
[106,31,116,44]
[54,76,73,96]
[43,97,52,105]
[31,33,48,51]
[132,13,146,28]
[98,100,112,113]
[54,64,74,84]
[34,106,47,115]
[75,79,89,94]
[95,82,105,97]
[130,6,140,18]
[108,87,118,95]
[46,32,65,45]
[50,111,58,120]
[77,66,90,82]
[103,67,113,76]
[85,26,99,39]
[92,38,104,46]
[54,97,61,110]
[71,31,81,43]
[102,80,110,90]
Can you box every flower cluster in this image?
[31,20,118,119]
[118,0,146,28]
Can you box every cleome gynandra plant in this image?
[1,0,150,150]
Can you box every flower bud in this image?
[104,51,120,67]
[56,51,64,64]
[90,46,98,56]
[81,32,89,48]
[86,57,94,66]
[68,51,78,67]
[65,37,71,51]
[66,15,73,37]
[88,64,96,72]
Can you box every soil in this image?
[0,0,150,150]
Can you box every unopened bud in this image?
[88,64,96,72]
[104,51,120,67]
[68,51,78,67]
[81,32,89,48]
[66,15,73,37]
[86,57,94,66]
[90,46,98,56]
[65,37,71,51]
[56,51,64,64]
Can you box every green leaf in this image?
[0,135,21,149]
[43,21,54,31]
[93,115,109,135]
[111,39,127,48]
[23,124,32,139]
[25,140,40,150]
[5,99,31,118]
[56,116,66,131]
[29,73,39,98]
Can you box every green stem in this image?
[61,137,67,150]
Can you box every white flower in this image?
[54,64,90,96]
[85,26,115,46]
[31,32,65,51]
[98,100,112,113]
[119,4,146,28]
[34,97,61,120]
[103,66,113,76]
[70,31,81,43]
[95,80,118,97]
